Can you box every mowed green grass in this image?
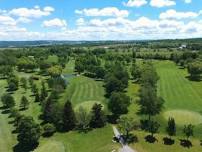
[155,60,202,112]
[154,60,202,137]
[35,125,119,152]
[60,76,106,111]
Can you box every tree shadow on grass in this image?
[145,135,158,143]
[13,143,39,152]
[1,109,10,114]
[180,139,192,148]
[186,76,201,82]
[163,137,175,145]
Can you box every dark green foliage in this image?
[17,56,37,72]
[166,117,176,138]
[10,108,19,118]
[0,65,13,78]
[138,85,164,120]
[187,61,202,80]
[147,121,160,137]
[183,124,194,140]
[140,63,159,87]
[90,103,106,128]
[1,93,15,108]
[63,100,76,131]
[20,96,29,110]
[75,59,84,74]
[40,81,48,100]
[42,98,55,123]
[108,92,130,116]
[7,74,19,91]
[20,77,27,91]
[131,63,142,81]
[31,83,38,95]
[17,116,40,147]
[48,77,66,91]
[43,123,56,137]
[35,90,40,103]
[104,64,129,95]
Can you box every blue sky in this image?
[0,0,202,40]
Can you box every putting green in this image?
[164,110,202,125]
[74,100,103,112]
[34,140,65,152]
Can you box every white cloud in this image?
[184,0,192,4]
[76,18,85,26]
[42,18,67,28]
[150,0,176,8]
[123,0,147,7]
[0,15,16,25]
[9,6,54,18]
[75,7,129,18]
[160,9,198,20]
[17,17,32,23]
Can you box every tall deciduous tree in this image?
[138,85,164,121]
[108,92,130,116]
[187,61,202,80]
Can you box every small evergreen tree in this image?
[20,96,29,110]
[183,124,194,140]
[90,103,106,128]
[63,100,76,131]
[166,117,176,139]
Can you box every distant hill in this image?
[0,38,202,48]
